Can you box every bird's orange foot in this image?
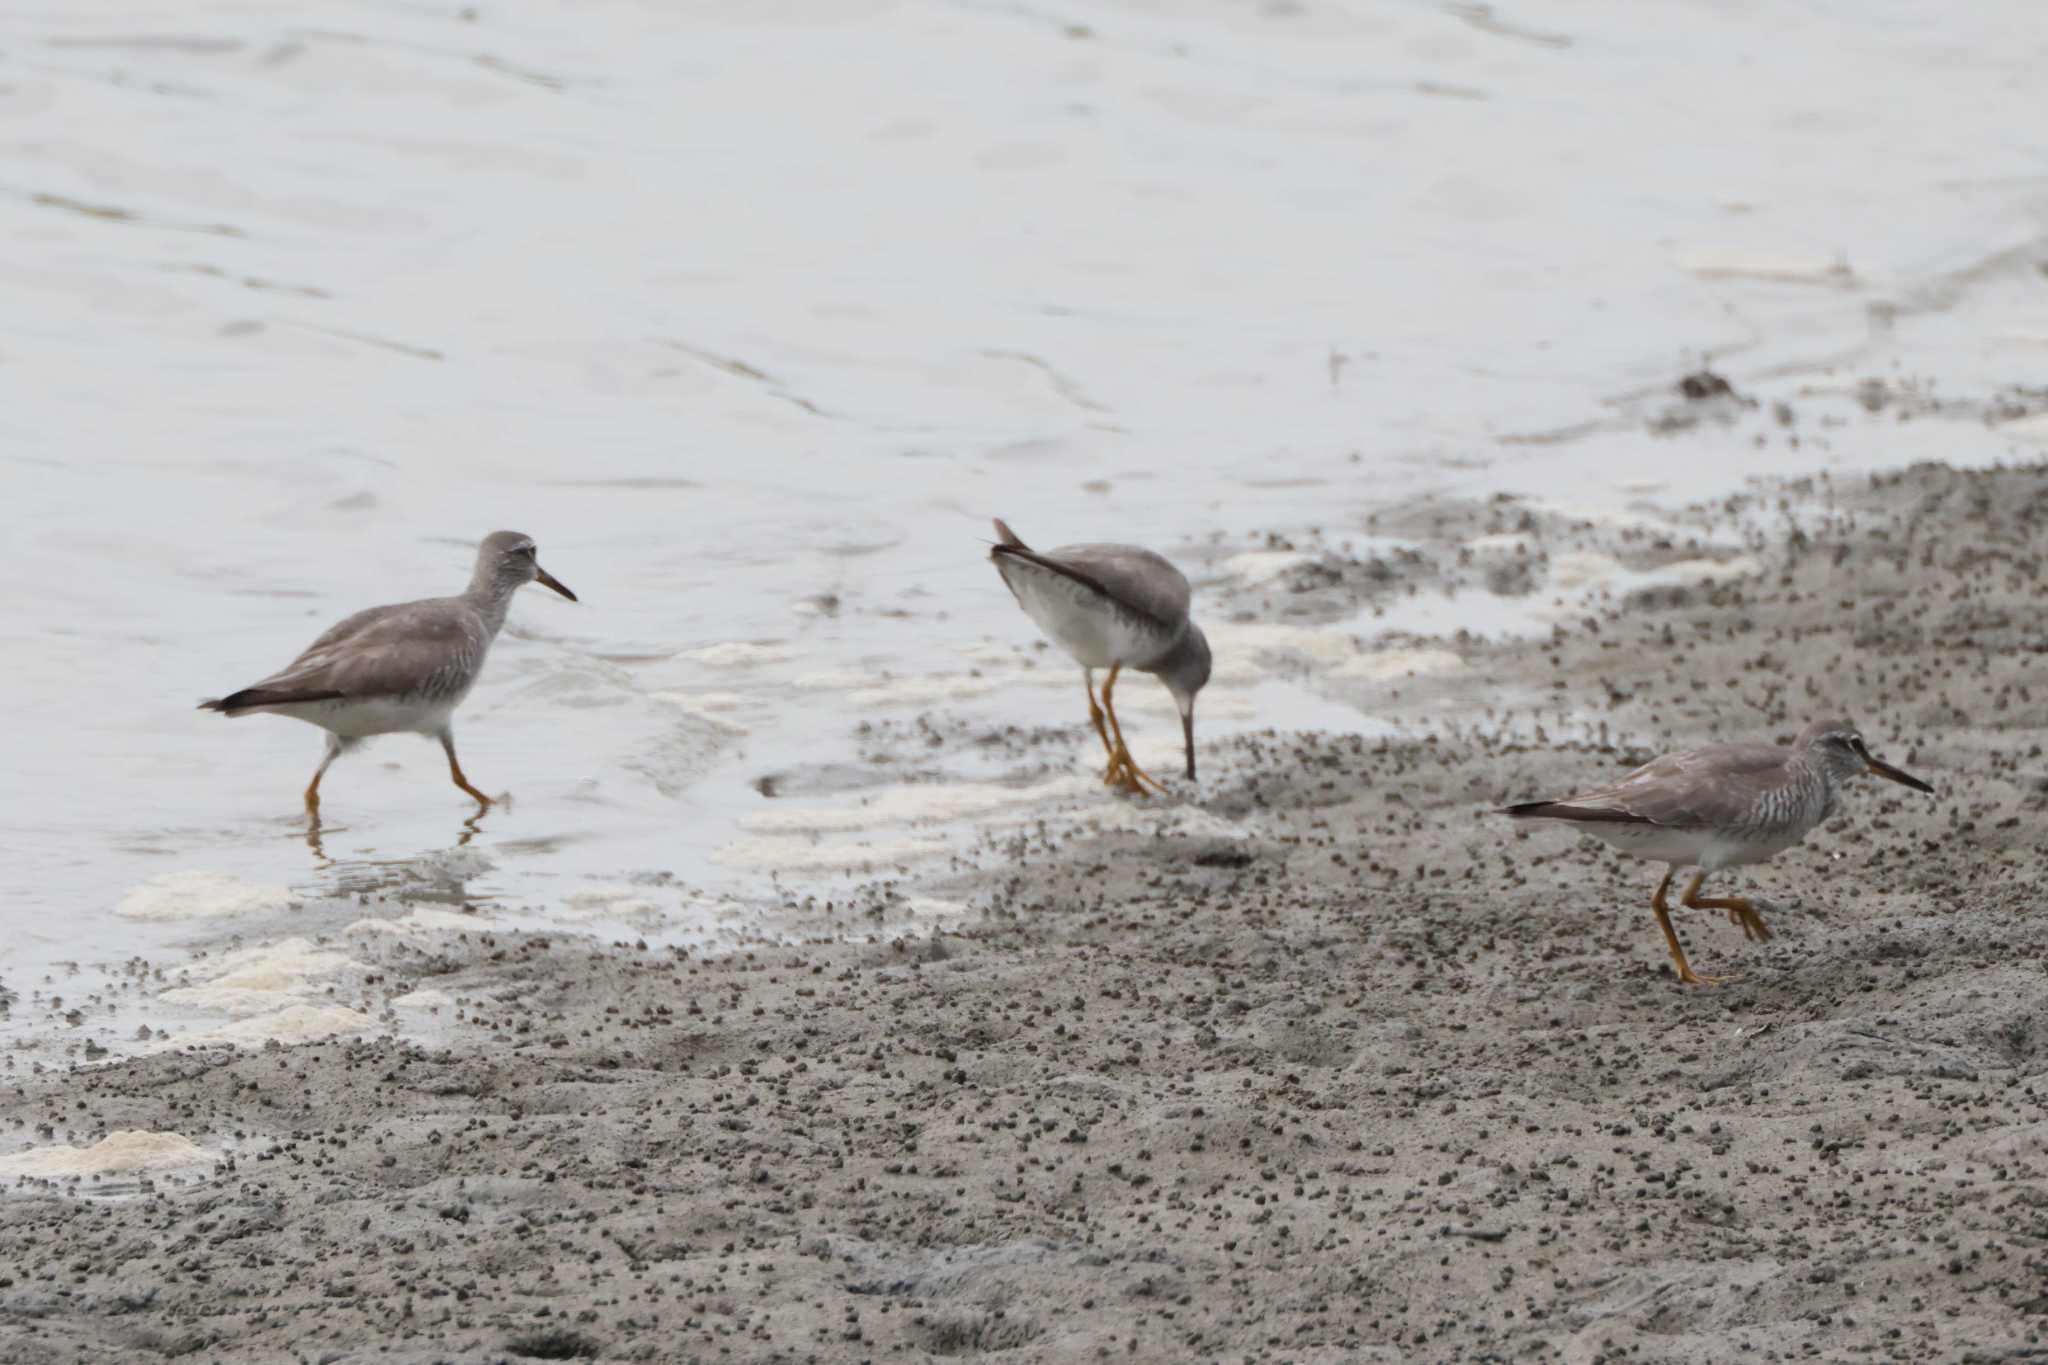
[1104,746,1168,796]
[1674,965,1741,987]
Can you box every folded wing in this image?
[199,599,480,714]
[1504,743,1793,828]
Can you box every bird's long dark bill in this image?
[1182,711,1196,781]
[535,566,578,602]
[1867,756,1932,794]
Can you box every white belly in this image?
[1581,822,1808,871]
[1004,562,1171,669]
[1580,823,1717,866]
[269,695,462,739]
[1699,828,1809,871]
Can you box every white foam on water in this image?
[158,1004,374,1051]
[849,676,998,708]
[1550,551,1762,598]
[1465,533,1536,555]
[894,898,977,931]
[795,669,1003,708]
[1206,622,1367,672]
[1641,555,1763,587]
[390,988,456,1012]
[1548,551,1627,591]
[345,909,492,939]
[0,1131,212,1180]
[1997,413,2048,444]
[115,871,294,922]
[158,937,360,1017]
[561,885,668,926]
[741,776,1092,835]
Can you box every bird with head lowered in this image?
[988,518,1210,795]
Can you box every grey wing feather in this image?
[987,518,1191,635]
[1545,743,1793,828]
[246,597,483,701]
[1038,544,1192,633]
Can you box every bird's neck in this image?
[1796,751,1842,819]
[463,575,523,633]
[1151,625,1208,694]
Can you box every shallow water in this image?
[3,0,2044,1060]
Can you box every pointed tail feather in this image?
[1498,800,1559,818]
[991,517,1028,550]
[199,687,346,716]
[1498,800,1651,825]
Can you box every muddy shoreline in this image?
[5,463,2048,1363]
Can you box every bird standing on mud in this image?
[988,518,1211,795]
[1501,719,1933,984]
[199,531,577,819]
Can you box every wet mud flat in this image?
[5,463,2048,1363]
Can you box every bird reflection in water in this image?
[301,806,492,865]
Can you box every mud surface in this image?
[5,463,2048,1363]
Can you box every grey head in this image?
[468,530,577,604]
[1795,718,1932,795]
[1152,625,1211,780]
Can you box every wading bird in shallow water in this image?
[199,531,576,818]
[988,517,1210,795]
[1501,719,1933,985]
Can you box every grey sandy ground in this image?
[4,463,2048,1363]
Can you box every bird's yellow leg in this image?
[1651,868,1731,985]
[441,733,495,808]
[1083,670,1118,777]
[1100,665,1167,795]
[304,739,340,819]
[1681,871,1773,943]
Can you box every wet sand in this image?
[5,462,2048,1363]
